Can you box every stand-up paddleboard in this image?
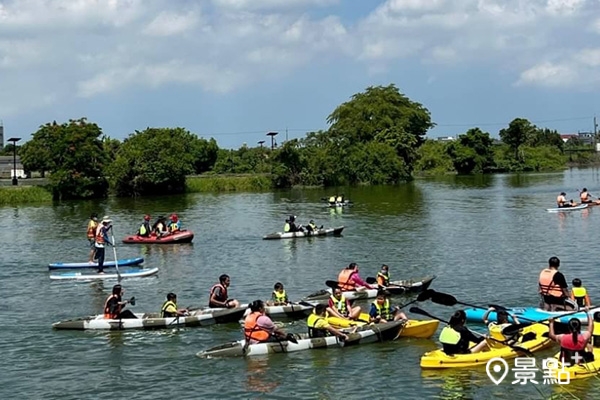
[48,257,144,270]
[49,267,159,281]
[546,204,588,212]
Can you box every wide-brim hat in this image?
[102,216,112,223]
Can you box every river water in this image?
[2,168,600,399]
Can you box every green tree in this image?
[499,118,536,161]
[528,128,563,151]
[447,128,495,174]
[108,127,198,196]
[326,84,434,173]
[414,139,454,174]
[271,140,307,187]
[23,118,109,199]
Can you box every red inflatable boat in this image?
[122,230,194,244]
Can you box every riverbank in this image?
[0,185,52,206]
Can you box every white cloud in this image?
[142,11,199,37]
[210,0,339,11]
[516,62,577,88]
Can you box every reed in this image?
[0,186,52,205]
[186,175,273,193]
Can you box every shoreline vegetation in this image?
[4,84,599,204]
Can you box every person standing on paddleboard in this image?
[94,216,113,274]
[87,213,99,263]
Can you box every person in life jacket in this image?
[439,310,488,355]
[267,282,289,306]
[539,256,571,311]
[284,215,303,233]
[160,292,189,318]
[376,264,390,287]
[482,306,521,346]
[328,195,337,205]
[152,216,168,237]
[571,278,592,308]
[87,213,99,263]
[168,214,181,233]
[94,216,113,274]
[244,300,289,344]
[549,311,595,365]
[337,263,376,292]
[556,192,576,208]
[579,188,600,205]
[307,303,350,340]
[327,286,362,320]
[305,219,323,234]
[369,291,408,323]
[104,284,137,319]
[208,274,240,309]
[137,215,151,237]
[592,312,600,348]
[336,194,344,203]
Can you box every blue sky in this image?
[1,0,600,149]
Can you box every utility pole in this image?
[595,115,598,151]
[286,127,288,143]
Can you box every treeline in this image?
[14,85,582,199]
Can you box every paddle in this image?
[409,306,535,356]
[502,308,587,337]
[325,280,376,290]
[109,226,121,281]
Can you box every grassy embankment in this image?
[185,174,273,192]
[0,186,52,206]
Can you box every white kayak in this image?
[546,204,588,212]
[263,226,344,240]
[241,303,314,320]
[49,267,159,281]
[197,319,406,358]
[52,306,247,330]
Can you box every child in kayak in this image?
[267,282,290,306]
[571,278,592,308]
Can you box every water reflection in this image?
[421,369,477,399]
[503,172,564,189]
[245,356,280,394]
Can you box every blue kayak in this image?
[465,306,600,324]
[48,257,144,270]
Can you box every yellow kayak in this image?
[420,323,551,369]
[547,347,600,380]
[327,313,439,339]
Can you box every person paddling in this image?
[549,309,594,365]
[94,216,113,274]
[338,263,376,291]
[439,310,488,355]
[482,306,520,345]
[307,304,350,340]
[557,192,576,208]
[208,274,240,309]
[284,215,303,233]
[579,188,600,205]
[87,213,99,263]
[104,284,137,319]
[244,300,290,344]
[160,293,189,317]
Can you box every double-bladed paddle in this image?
[409,306,536,356]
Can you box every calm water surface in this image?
[3,168,600,399]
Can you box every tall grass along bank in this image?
[186,174,273,192]
[0,186,52,206]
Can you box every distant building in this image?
[0,156,25,179]
[578,131,594,145]
[560,134,578,143]
[437,136,455,142]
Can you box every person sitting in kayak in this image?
[592,312,600,348]
[439,310,488,355]
[328,195,337,205]
[267,282,290,306]
[161,292,189,317]
[539,256,573,311]
[307,303,350,340]
[369,291,408,323]
[305,220,323,233]
[87,213,99,263]
[376,264,390,287]
[168,214,181,233]
[94,216,113,274]
[137,214,151,237]
[482,306,521,345]
[549,310,594,364]
[557,192,576,208]
[328,287,362,320]
[244,300,291,344]
[104,284,137,319]
[209,274,240,309]
[336,194,344,203]
[571,278,592,308]
[152,216,168,237]
[338,263,376,292]
[579,188,600,205]
[284,215,303,233]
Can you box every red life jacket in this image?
[560,333,588,365]
[209,283,227,304]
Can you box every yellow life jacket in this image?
[439,326,461,345]
[330,295,348,315]
[284,223,291,232]
[372,299,392,321]
[161,300,178,317]
[307,313,328,338]
[593,322,600,348]
[336,196,343,203]
[139,224,147,235]
[329,196,335,203]
[308,223,317,231]
[273,290,287,303]
[487,323,510,348]
[572,287,587,307]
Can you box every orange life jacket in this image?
[539,269,563,297]
[338,269,356,291]
[104,294,120,319]
[244,312,270,342]
[95,225,105,244]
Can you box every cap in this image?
[102,216,112,223]
[170,214,178,221]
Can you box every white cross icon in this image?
[572,352,583,365]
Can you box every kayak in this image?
[327,314,439,339]
[420,323,551,369]
[122,230,194,244]
[326,201,352,208]
[547,348,600,380]
[48,257,144,270]
[52,306,246,330]
[464,306,600,324]
[263,226,344,240]
[303,275,436,302]
[546,204,588,212]
[243,303,314,321]
[196,319,406,358]
[49,267,159,281]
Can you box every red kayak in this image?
[122,230,194,244]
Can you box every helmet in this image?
[144,215,150,221]
[171,214,178,222]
